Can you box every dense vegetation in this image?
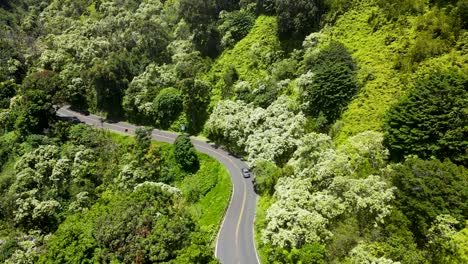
[0,0,467,263]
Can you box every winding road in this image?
[57,106,260,264]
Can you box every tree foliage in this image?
[384,69,468,166]
[218,9,255,49]
[300,41,359,127]
[252,160,283,195]
[39,184,208,264]
[205,96,305,165]
[275,0,326,39]
[174,134,199,173]
[153,88,183,129]
[389,157,468,242]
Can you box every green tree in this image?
[305,41,357,72]
[178,0,220,57]
[299,41,359,128]
[389,157,468,243]
[252,160,282,195]
[134,127,152,160]
[0,80,17,109]
[300,62,359,126]
[174,134,199,172]
[40,184,195,263]
[181,79,211,134]
[384,69,468,166]
[427,214,462,263]
[153,88,183,129]
[218,9,255,50]
[14,89,55,136]
[86,54,131,119]
[12,71,63,135]
[255,0,276,15]
[275,0,326,39]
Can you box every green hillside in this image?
[327,1,468,143]
[0,0,467,263]
[207,15,281,102]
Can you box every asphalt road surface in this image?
[57,106,260,264]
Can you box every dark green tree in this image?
[153,88,183,129]
[305,41,357,71]
[301,41,359,128]
[384,69,468,166]
[180,79,211,134]
[255,0,276,15]
[0,80,17,109]
[218,9,255,50]
[275,0,326,39]
[174,134,199,173]
[301,63,359,125]
[86,54,131,119]
[21,70,64,104]
[14,89,55,135]
[389,157,468,243]
[178,0,220,57]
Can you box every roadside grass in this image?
[255,194,275,263]
[177,153,232,247]
[107,131,135,146]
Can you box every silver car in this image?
[241,168,251,178]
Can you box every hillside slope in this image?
[326,1,467,143]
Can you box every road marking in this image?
[236,179,248,260]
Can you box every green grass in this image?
[254,195,276,263]
[323,2,465,144]
[323,4,410,144]
[108,131,136,146]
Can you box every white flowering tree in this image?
[123,64,177,120]
[346,243,401,264]
[204,99,254,154]
[336,131,389,177]
[205,96,305,165]
[8,145,98,230]
[245,96,305,165]
[330,175,396,225]
[262,130,396,253]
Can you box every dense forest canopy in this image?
[0,0,467,263]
